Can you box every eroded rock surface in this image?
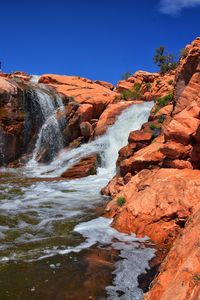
[101,37,200,300]
[61,154,98,179]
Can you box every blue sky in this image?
[0,0,200,84]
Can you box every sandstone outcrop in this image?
[144,207,200,300]
[117,70,175,101]
[39,74,118,118]
[101,37,200,299]
[106,168,200,247]
[0,78,36,165]
[0,73,137,166]
[61,154,98,179]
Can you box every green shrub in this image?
[158,115,165,123]
[87,168,96,176]
[120,82,143,100]
[114,95,121,103]
[150,124,161,138]
[193,275,200,283]
[167,79,173,85]
[117,196,126,206]
[156,80,161,86]
[150,124,161,130]
[120,89,141,101]
[155,92,173,113]
[122,72,132,80]
[145,82,151,91]
[134,82,141,93]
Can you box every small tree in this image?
[153,46,177,73]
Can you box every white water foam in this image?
[33,217,154,299]
[26,101,154,177]
[30,75,40,84]
[0,101,154,299]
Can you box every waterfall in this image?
[27,101,154,177]
[28,88,66,163]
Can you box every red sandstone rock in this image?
[164,116,200,145]
[94,80,114,90]
[128,130,152,143]
[143,206,200,300]
[0,78,17,98]
[190,144,200,162]
[61,154,98,179]
[116,70,175,101]
[101,175,124,198]
[193,124,200,142]
[39,74,119,118]
[80,121,93,139]
[163,159,193,169]
[120,139,164,175]
[118,143,137,161]
[106,168,200,247]
[174,37,200,113]
[154,104,173,117]
[10,71,31,81]
[160,141,192,159]
[76,104,94,123]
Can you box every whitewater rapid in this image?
[0,101,154,299]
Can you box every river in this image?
[0,94,154,299]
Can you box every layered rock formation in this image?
[0,73,134,166]
[102,37,200,299]
[0,78,41,165]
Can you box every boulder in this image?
[61,154,98,179]
[118,143,137,161]
[128,130,152,143]
[80,121,93,139]
[160,141,192,159]
[164,116,200,145]
[163,159,193,169]
[120,139,164,175]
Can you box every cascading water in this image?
[27,88,66,163]
[26,101,153,178]
[0,101,155,300]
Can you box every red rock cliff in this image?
[102,37,200,300]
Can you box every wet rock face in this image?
[0,78,26,165]
[0,79,58,166]
[61,154,98,179]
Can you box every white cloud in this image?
[159,0,200,15]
